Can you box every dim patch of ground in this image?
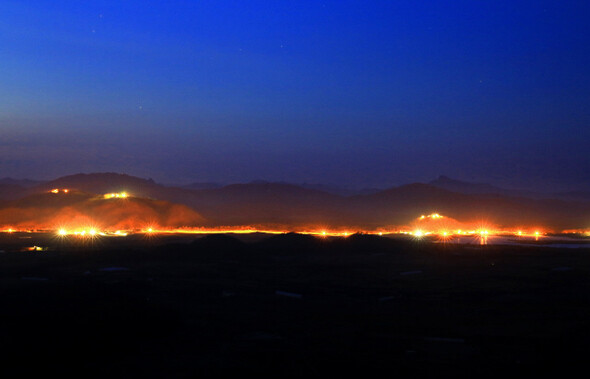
[1,233,590,377]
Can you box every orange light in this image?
[104,192,130,199]
[51,189,59,194]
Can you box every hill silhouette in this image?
[0,190,204,231]
[38,173,160,197]
[1,172,590,231]
[429,175,541,198]
[183,182,343,226]
[0,183,26,201]
[34,175,347,227]
[354,183,590,230]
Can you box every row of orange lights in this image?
[49,189,130,200]
[104,192,128,199]
[56,228,128,237]
[0,209,582,238]
[0,227,569,237]
[419,213,443,220]
[407,229,543,238]
[36,227,546,239]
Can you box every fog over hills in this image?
[353,183,590,230]
[0,173,589,231]
[0,189,204,231]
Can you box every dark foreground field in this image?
[1,233,590,377]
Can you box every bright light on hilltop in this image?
[417,213,444,221]
[104,192,130,199]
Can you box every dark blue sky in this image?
[1,0,589,190]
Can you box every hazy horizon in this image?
[2,170,589,195]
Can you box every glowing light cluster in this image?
[104,192,128,199]
[56,228,107,238]
[50,189,69,194]
[137,227,355,238]
[419,213,443,220]
[26,246,47,251]
[315,230,354,237]
[3,213,559,242]
[2,220,554,241]
[400,226,549,241]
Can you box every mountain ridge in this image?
[0,172,588,230]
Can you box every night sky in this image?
[1,1,589,191]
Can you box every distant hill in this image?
[0,177,44,188]
[0,189,204,230]
[180,182,345,227]
[429,175,590,203]
[181,182,223,190]
[2,172,590,231]
[552,191,590,202]
[24,173,346,227]
[38,173,161,197]
[353,183,590,230]
[0,178,46,201]
[429,175,541,198]
[0,183,26,201]
[299,182,381,196]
